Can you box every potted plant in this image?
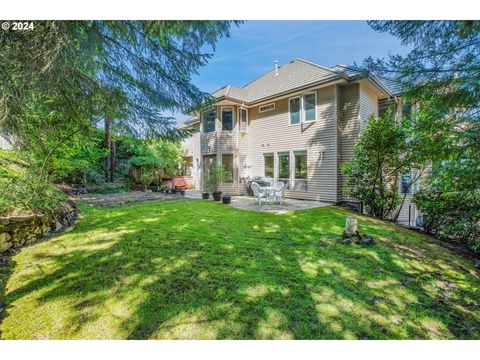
[159,184,167,193]
[206,164,228,201]
[202,192,210,199]
[222,195,231,204]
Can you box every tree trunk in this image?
[109,136,116,182]
[104,114,115,182]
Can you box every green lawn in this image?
[1,200,479,339]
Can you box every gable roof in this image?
[210,59,402,105]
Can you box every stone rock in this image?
[0,241,13,252]
[341,237,352,245]
[0,232,12,243]
[474,262,480,270]
[55,221,63,231]
[357,235,375,245]
[344,216,358,237]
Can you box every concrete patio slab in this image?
[185,190,332,213]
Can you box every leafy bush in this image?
[414,189,480,253]
[342,114,409,219]
[46,129,108,187]
[130,139,186,186]
[0,173,68,216]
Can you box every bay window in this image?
[202,108,216,133]
[221,107,233,131]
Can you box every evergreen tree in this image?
[0,21,238,180]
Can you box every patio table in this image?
[260,186,276,204]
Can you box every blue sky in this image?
[174,20,410,123]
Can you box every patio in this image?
[184,190,332,213]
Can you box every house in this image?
[180,58,419,224]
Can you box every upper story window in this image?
[303,92,317,121]
[402,100,413,122]
[401,173,412,194]
[239,108,248,132]
[202,108,216,133]
[221,107,233,131]
[289,92,317,125]
[259,103,275,113]
[289,97,301,125]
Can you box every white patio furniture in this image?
[250,182,267,205]
[274,181,286,204]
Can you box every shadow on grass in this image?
[1,201,479,339]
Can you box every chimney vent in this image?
[274,60,279,76]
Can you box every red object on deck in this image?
[172,176,193,189]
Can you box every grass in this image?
[1,200,479,339]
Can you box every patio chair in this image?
[250,181,267,205]
[274,182,286,205]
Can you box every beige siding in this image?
[245,85,338,202]
[359,82,379,128]
[337,83,360,202]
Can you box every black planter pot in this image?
[171,189,177,194]
[179,190,185,196]
[202,192,210,200]
[159,188,165,193]
[222,196,231,204]
[212,191,223,201]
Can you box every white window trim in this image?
[277,151,291,181]
[288,96,301,126]
[263,152,274,178]
[239,107,248,132]
[202,108,216,133]
[302,91,317,122]
[259,103,275,113]
[220,106,234,131]
[221,153,234,183]
[292,150,308,192]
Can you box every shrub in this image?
[0,173,68,216]
[342,114,409,219]
[414,189,480,253]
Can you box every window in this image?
[203,155,216,187]
[202,108,216,133]
[221,107,233,131]
[259,103,275,113]
[239,108,248,132]
[402,101,413,121]
[293,151,308,191]
[401,173,412,194]
[264,153,274,178]
[222,154,234,182]
[303,92,317,121]
[278,152,290,189]
[289,97,300,125]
